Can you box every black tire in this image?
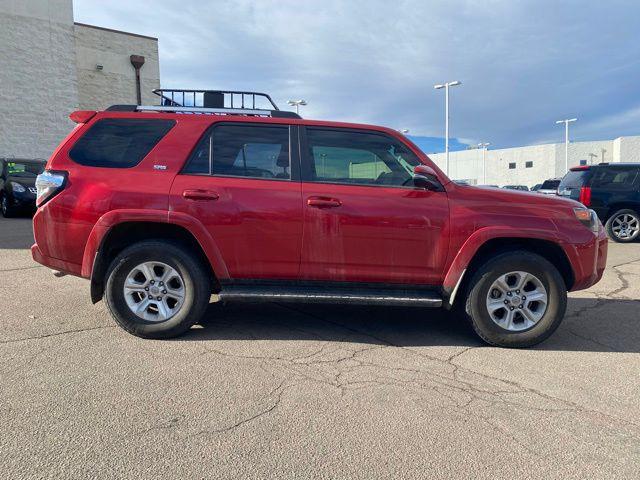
[1,194,15,218]
[605,209,640,243]
[462,251,567,348]
[104,241,211,339]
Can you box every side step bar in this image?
[218,285,442,308]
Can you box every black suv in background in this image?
[559,163,640,242]
[0,159,45,217]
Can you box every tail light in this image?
[35,170,67,207]
[578,186,591,206]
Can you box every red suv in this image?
[32,89,607,347]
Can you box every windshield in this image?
[540,179,560,190]
[559,170,590,190]
[5,161,45,178]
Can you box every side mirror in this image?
[413,165,444,191]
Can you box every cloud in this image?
[73,0,640,149]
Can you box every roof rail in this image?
[106,89,302,118]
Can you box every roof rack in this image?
[115,88,301,119]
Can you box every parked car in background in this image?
[558,164,640,242]
[531,183,542,192]
[537,179,561,195]
[31,89,607,348]
[503,185,529,191]
[0,159,45,217]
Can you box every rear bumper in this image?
[31,243,82,277]
[567,226,608,291]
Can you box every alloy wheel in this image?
[611,213,640,240]
[486,271,548,332]
[123,261,186,322]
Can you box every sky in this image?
[74,0,640,152]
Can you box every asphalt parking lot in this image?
[1,216,639,479]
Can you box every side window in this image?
[592,167,639,190]
[69,119,175,168]
[182,124,290,179]
[305,128,420,187]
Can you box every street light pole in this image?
[478,142,490,184]
[434,81,462,176]
[555,118,577,173]
[287,99,307,115]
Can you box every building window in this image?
[525,161,533,168]
[508,162,516,169]
[579,159,587,166]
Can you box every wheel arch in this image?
[88,218,226,303]
[603,203,640,222]
[445,236,574,308]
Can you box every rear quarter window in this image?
[69,118,175,168]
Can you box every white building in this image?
[428,135,640,187]
[0,0,160,160]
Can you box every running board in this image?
[218,285,442,308]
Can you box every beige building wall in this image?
[0,0,161,160]
[74,23,160,110]
[0,0,79,160]
[429,136,640,187]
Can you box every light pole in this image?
[478,142,490,184]
[555,118,577,173]
[287,99,307,115]
[434,81,462,176]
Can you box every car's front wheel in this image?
[1,194,15,218]
[462,251,567,348]
[605,209,640,243]
[104,241,211,339]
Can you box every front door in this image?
[299,127,449,285]
[170,122,303,280]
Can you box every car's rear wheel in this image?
[462,251,567,348]
[605,209,640,243]
[104,241,211,339]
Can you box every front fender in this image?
[442,226,572,300]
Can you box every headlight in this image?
[574,207,599,232]
[10,181,26,193]
[35,171,67,207]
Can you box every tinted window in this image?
[559,170,590,190]
[305,128,420,187]
[183,124,290,179]
[540,179,560,190]
[70,119,175,168]
[591,167,639,190]
[508,163,516,169]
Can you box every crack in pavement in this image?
[0,265,45,273]
[262,303,640,431]
[0,325,115,344]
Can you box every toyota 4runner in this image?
[32,89,608,347]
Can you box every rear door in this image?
[169,122,303,280]
[298,126,449,285]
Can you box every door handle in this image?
[182,189,219,201]
[307,196,342,208]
